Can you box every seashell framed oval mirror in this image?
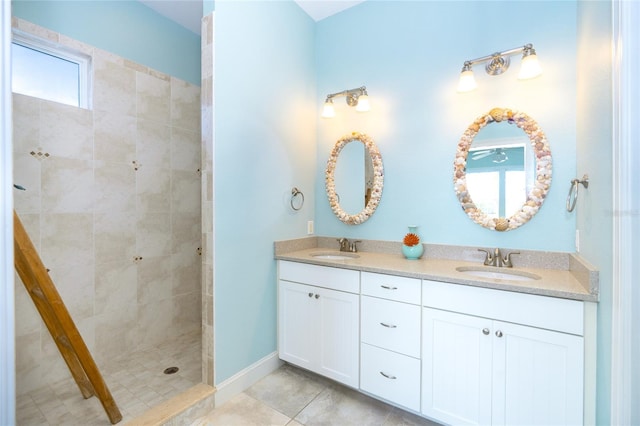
[453,108,552,231]
[326,132,384,225]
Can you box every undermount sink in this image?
[310,252,360,260]
[456,266,541,282]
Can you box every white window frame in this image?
[11,30,92,109]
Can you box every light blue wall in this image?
[213,1,316,383]
[315,1,577,252]
[576,2,613,424]
[11,0,201,85]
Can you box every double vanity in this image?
[278,107,597,424]
[275,238,598,426]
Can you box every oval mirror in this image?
[454,108,552,231]
[326,132,383,225]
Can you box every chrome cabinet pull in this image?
[380,285,398,290]
[315,294,320,299]
[380,322,397,328]
[308,293,313,297]
[482,328,490,335]
[495,330,503,338]
[379,371,397,380]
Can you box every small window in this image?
[11,31,91,109]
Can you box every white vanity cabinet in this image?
[359,272,422,412]
[278,261,360,388]
[421,280,585,426]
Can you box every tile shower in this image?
[12,16,202,407]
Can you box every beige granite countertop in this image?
[274,238,599,302]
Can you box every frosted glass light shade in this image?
[355,95,370,112]
[457,69,477,92]
[518,54,542,79]
[321,102,335,118]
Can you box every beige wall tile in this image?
[94,212,136,265]
[171,292,201,338]
[94,111,136,164]
[15,331,43,395]
[171,78,201,131]
[12,94,40,153]
[40,100,93,161]
[136,165,171,214]
[137,255,172,304]
[14,275,41,336]
[95,260,137,315]
[171,127,201,172]
[95,307,137,364]
[172,212,201,250]
[94,54,136,116]
[172,246,201,296]
[137,299,173,350]
[48,262,95,320]
[171,170,201,215]
[94,161,136,214]
[13,153,41,214]
[136,212,172,257]
[40,213,94,270]
[137,72,170,123]
[41,157,94,213]
[137,119,171,169]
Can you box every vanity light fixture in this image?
[321,86,370,118]
[457,43,542,93]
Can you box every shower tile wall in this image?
[201,12,214,387]
[12,18,202,396]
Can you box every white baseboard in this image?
[214,352,283,407]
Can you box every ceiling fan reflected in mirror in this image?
[470,148,509,163]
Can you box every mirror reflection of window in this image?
[505,170,526,216]
[466,171,499,216]
[467,146,526,217]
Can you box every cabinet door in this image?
[422,308,492,426]
[492,321,584,426]
[278,280,317,370]
[317,287,360,388]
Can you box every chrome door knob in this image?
[496,330,503,338]
[482,328,490,335]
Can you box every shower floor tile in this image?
[16,330,201,426]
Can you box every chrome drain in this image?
[163,366,179,374]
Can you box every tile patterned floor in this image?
[192,364,442,426]
[17,334,441,426]
[16,330,201,425]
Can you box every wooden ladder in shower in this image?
[13,210,122,424]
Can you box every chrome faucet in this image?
[478,248,498,266]
[337,238,361,253]
[478,248,520,268]
[501,250,520,268]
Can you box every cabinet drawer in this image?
[422,280,584,335]
[361,272,421,304]
[360,343,420,412]
[361,296,421,357]
[279,260,359,294]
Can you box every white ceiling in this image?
[138,0,365,35]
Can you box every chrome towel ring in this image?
[290,187,304,211]
[566,174,589,212]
